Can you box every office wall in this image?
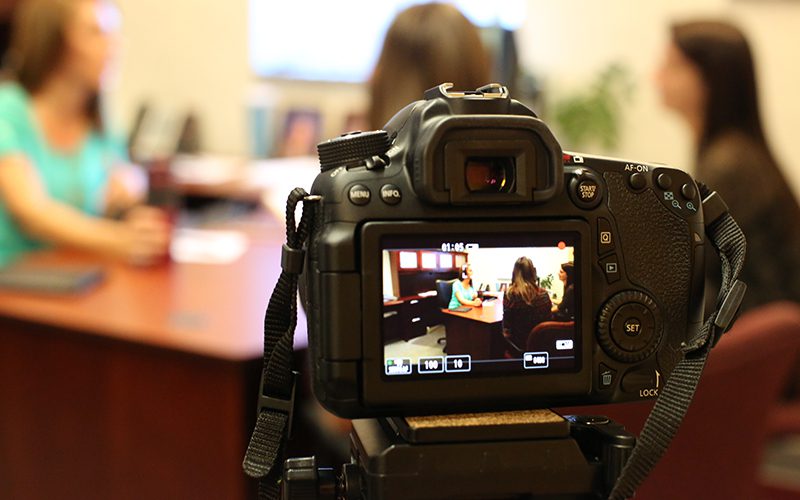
[110,0,252,155]
[110,0,800,196]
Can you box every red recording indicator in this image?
[563,153,572,163]
[558,241,566,250]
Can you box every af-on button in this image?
[348,184,371,205]
[629,172,647,190]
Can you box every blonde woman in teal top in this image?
[0,0,169,266]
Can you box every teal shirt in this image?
[448,280,476,309]
[0,82,125,266]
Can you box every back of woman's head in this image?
[671,20,765,149]
[368,3,491,129]
[509,256,539,304]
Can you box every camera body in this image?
[304,84,706,418]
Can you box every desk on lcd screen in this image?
[441,298,506,360]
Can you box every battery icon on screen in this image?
[385,358,412,376]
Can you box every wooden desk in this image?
[441,298,505,360]
[0,213,296,500]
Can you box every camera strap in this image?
[608,185,747,500]
[243,186,746,500]
[243,187,319,500]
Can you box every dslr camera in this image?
[304,83,706,418]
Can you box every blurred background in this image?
[1,1,799,499]
[108,0,800,195]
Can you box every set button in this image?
[610,302,656,352]
[597,291,662,363]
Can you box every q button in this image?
[380,184,402,205]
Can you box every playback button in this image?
[600,254,620,284]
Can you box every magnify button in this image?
[672,200,680,209]
[687,202,696,211]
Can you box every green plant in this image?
[551,63,634,151]
[539,273,555,291]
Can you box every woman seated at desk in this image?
[0,0,169,267]
[552,262,575,321]
[448,263,482,309]
[503,257,552,348]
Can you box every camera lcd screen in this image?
[381,232,579,379]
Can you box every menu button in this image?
[348,184,371,205]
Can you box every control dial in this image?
[317,130,392,172]
[597,291,663,363]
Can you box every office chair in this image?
[504,320,575,355]
[526,321,576,353]
[556,301,800,500]
[435,279,457,310]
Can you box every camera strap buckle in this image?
[256,370,297,438]
[701,190,729,227]
[281,244,305,275]
[711,279,747,346]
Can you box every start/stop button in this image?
[569,171,603,209]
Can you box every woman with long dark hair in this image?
[655,20,800,310]
[0,0,169,266]
[502,257,552,349]
[553,262,575,321]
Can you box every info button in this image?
[380,184,402,205]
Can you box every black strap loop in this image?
[608,193,746,499]
[242,189,319,499]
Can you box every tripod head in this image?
[282,411,634,500]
